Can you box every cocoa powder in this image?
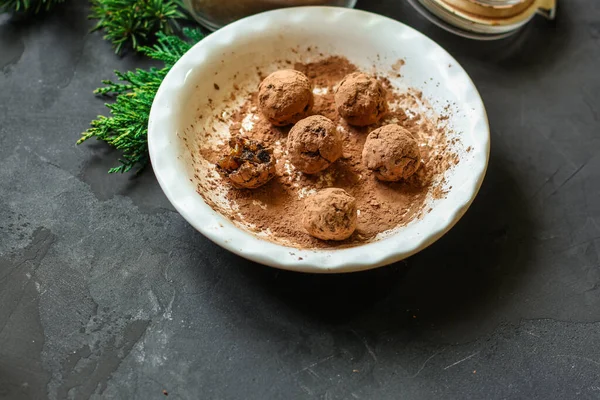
[197,56,457,249]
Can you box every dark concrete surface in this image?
[1,0,599,399]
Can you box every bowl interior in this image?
[149,7,489,272]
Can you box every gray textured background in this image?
[1,1,600,399]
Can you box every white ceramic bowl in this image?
[148,7,490,273]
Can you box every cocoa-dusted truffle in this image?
[258,70,314,126]
[303,188,357,241]
[217,136,276,189]
[287,115,343,174]
[334,72,387,126]
[362,124,421,181]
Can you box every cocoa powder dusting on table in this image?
[198,56,457,248]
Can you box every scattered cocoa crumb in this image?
[214,83,220,90]
[392,59,405,72]
[193,56,458,249]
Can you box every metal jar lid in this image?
[406,0,557,40]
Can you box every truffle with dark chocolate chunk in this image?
[217,137,276,189]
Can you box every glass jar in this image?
[184,0,358,31]
[406,0,557,40]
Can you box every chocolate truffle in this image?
[217,136,276,189]
[258,70,314,126]
[287,115,343,174]
[303,188,357,241]
[334,72,387,126]
[362,124,421,181]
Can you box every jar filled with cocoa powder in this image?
[406,0,557,40]
[184,0,357,30]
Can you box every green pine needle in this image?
[78,28,204,174]
[0,0,64,13]
[90,0,188,54]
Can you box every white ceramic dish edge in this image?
[148,7,490,273]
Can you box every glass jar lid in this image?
[407,0,557,40]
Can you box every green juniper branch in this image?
[78,27,204,174]
[90,0,188,54]
[0,0,64,13]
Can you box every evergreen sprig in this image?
[0,0,63,13]
[78,28,204,174]
[90,0,188,54]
